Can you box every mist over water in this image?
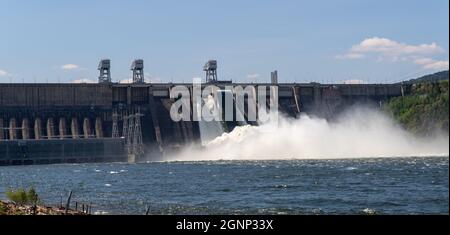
[168,107,449,161]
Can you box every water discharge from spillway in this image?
[198,95,225,145]
[168,107,449,161]
[197,93,249,145]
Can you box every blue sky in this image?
[0,0,448,83]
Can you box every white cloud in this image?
[144,73,163,83]
[343,79,365,84]
[119,78,133,84]
[336,37,448,71]
[119,74,162,83]
[335,53,365,60]
[337,37,444,60]
[414,58,449,70]
[61,64,79,70]
[120,78,162,83]
[350,37,443,56]
[0,69,8,77]
[246,73,260,80]
[147,77,162,83]
[71,78,95,83]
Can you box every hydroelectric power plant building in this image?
[0,59,410,165]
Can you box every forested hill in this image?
[403,70,449,84]
[385,71,449,136]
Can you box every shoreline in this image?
[0,200,87,215]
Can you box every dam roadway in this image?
[0,82,409,165]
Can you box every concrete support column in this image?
[83,118,91,138]
[21,118,30,139]
[127,86,132,105]
[34,118,42,140]
[9,118,17,140]
[313,85,322,107]
[149,87,164,152]
[71,117,79,139]
[162,99,184,144]
[187,86,196,143]
[292,87,301,115]
[59,117,67,139]
[185,121,195,143]
[46,117,55,139]
[0,118,3,140]
[173,121,184,144]
[95,117,103,138]
[179,121,187,143]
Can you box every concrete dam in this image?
[0,60,410,165]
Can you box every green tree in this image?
[384,80,449,136]
[5,187,40,206]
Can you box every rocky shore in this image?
[0,200,87,215]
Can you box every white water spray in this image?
[167,107,449,161]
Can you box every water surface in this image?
[0,157,448,215]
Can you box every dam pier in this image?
[0,60,410,165]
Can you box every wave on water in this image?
[167,107,449,161]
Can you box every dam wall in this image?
[0,82,410,163]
